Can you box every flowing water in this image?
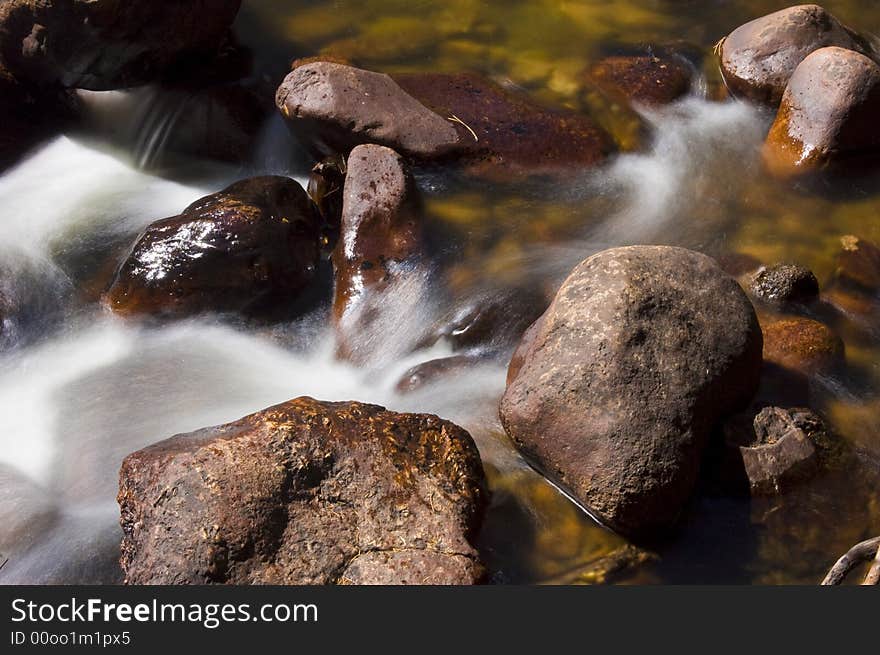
[1,0,880,584]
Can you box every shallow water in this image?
[1,1,879,584]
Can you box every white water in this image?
[0,95,767,583]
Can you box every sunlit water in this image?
[1,0,879,584]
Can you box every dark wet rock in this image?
[0,0,242,90]
[118,397,486,585]
[748,263,819,306]
[763,47,880,177]
[395,71,614,178]
[588,54,693,106]
[425,286,549,355]
[332,144,427,363]
[718,4,870,106]
[105,176,321,320]
[307,154,347,250]
[395,355,486,395]
[275,61,614,178]
[719,406,828,495]
[500,246,763,537]
[151,81,272,166]
[761,316,845,375]
[0,64,73,170]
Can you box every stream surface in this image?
[1,1,879,584]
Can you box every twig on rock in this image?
[820,536,880,585]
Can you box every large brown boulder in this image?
[763,47,880,177]
[105,176,321,320]
[500,246,763,537]
[0,0,241,90]
[332,144,427,363]
[718,4,870,106]
[118,397,486,585]
[276,61,614,178]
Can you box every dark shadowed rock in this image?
[105,176,321,320]
[588,53,693,106]
[719,406,826,495]
[395,355,485,394]
[763,47,880,177]
[307,154,347,251]
[332,144,427,363]
[118,397,486,585]
[748,263,819,306]
[425,286,549,355]
[500,246,763,537]
[0,0,242,90]
[0,64,74,171]
[718,4,870,106]
[761,316,845,375]
[275,62,614,178]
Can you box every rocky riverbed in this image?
[0,1,878,585]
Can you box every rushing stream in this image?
[1,1,879,584]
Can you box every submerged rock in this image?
[118,397,486,585]
[0,0,242,90]
[748,263,819,306]
[332,144,427,363]
[588,53,693,106]
[719,406,827,495]
[761,316,845,375]
[718,4,870,106]
[105,176,321,320]
[275,61,614,178]
[763,47,880,177]
[831,235,880,293]
[500,246,763,537]
[424,286,549,356]
[395,355,486,394]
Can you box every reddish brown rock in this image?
[118,397,486,585]
[332,144,426,363]
[500,246,763,537]
[763,47,880,177]
[761,316,845,375]
[718,4,870,106]
[105,176,321,320]
[588,54,693,106]
[275,62,614,178]
[0,0,242,90]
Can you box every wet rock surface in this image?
[118,397,486,585]
[105,176,321,320]
[720,406,828,495]
[395,355,486,394]
[0,0,242,90]
[500,246,763,537]
[748,263,820,306]
[761,316,845,375]
[763,46,880,177]
[276,61,614,177]
[588,53,693,106]
[332,144,427,363]
[719,4,870,106]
